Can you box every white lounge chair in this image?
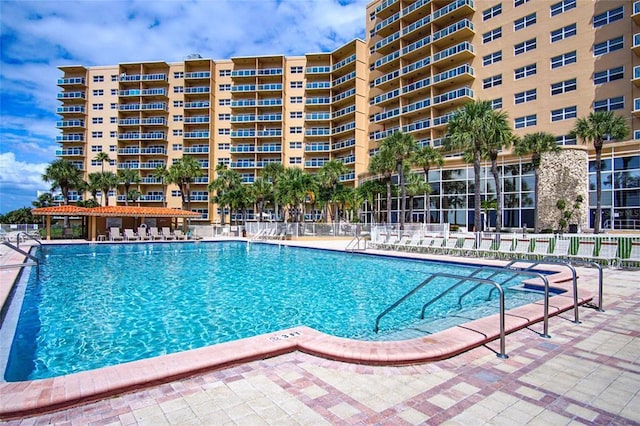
[512,238,532,258]
[448,237,476,256]
[174,229,187,240]
[567,240,595,262]
[162,227,175,240]
[531,239,551,259]
[124,229,139,241]
[475,237,494,257]
[592,241,619,267]
[138,228,149,240]
[493,238,515,259]
[546,238,570,260]
[620,242,640,269]
[441,237,460,255]
[149,227,163,240]
[109,227,124,241]
[427,237,445,254]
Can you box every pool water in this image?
[5,242,544,381]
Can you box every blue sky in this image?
[0,0,368,214]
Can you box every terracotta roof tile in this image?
[31,205,90,216]
[32,205,201,218]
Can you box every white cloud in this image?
[0,152,49,191]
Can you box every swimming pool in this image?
[4,242,545,381]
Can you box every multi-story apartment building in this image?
[56,0,639,230]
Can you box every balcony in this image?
[432,41,475,66]
[57,77,85,87]
[402,58,431,79]
[369,126,399,141]
[338,155,355,165]
[141,88,167,97]
[257,114,282,122]
[633,1,640,25]
[332,71,356,88]
[305,112,331,121]
[230,145,255,153]
[189,194,209,202]
[332,88,355,104]
[118,147,139,155]
[402,98,431,117]
[140,147,167,154]
[305,128,330,136]
[57,91,85,101]
[333,105,355,119]
[373,50,400,72]
[231,100,256,108]
[401,35,431,62]
[634,34,640,56]
[332,138,355,151]
[142,73,167,82]
[184,86,210,94]
[232,84,256,93]
[140,177,163,184]
[371,31,400,55]
[633,98,640,117]
[332,121,356,136]
[185,71,211,79]
[230,161,256,169]
[256,160,282,168]
[432,112,455,128]
[118,132,166,140]
[305,144,330,152]
[400,0,429,20]
[305,158,329,168]
[370,107,400,123]
[374,0,399,20]
[257,129,282,137]
[231,69,256,78]
[119,118,139,126]
[371,69,400,89]
[257,98,282,107]
[184,115,211,124]
[118,102,167,111]
[138,194,164,202]
[257,83,282,92]
[432,0,475,25]
[184,101,210,109]
[183,145,210,154]
[339,171,355,182]
[56,134,84,142]
[256,144,282,153]
[306,66,331,74]
[373,12,400,38]
[231,114,257,123]
[433,87,474,107]
[193,176,209,184]
[305,97,331,106]
[56,120,85,129]
[432,19,474,48]
[402,118,431,134]
[432,64,474,88]
[306,81,331,90]
[230,130,256,138]
[402,76,431,96]
[56,105,85,115]
[369,88,400,106]
[633,66,640,88]
[333,54,356,72]
[184,131,210,139]
[55,148,84,157]
[142,117,167,126]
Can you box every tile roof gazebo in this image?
[32,206,202,241]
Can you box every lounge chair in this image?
[174,230,187,240]
[512,238,532,258]
[109,227,124,241]
[493,238,515,259]
[475,237,495,257]
[545,238,570,260]
[592,240,619,267]
[620,242,640,269]
[531,239,550,259]
[440,237,460,255]
[149,227,163,240]
[427,237,444,254]
[138,228,149,240]
[162,227,175,240]
[406,235,425,252]
[391,235,413,251]
[123,229,139,241]
[448,237,476,256]
[567,240,595,262]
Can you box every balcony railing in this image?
[57,77,85,85]
[257,129,282,137]
[185,71,211,79]
[305,159,329,168]
[55,148,84,156]
[56,134,84,142]
[184,101,210,109]
[256,144,282,152]
[305,128,330,136]
[185,86,210,94]
[183,146,210,154]
[184,116,210,124]
[306,66,331,74]
[57,105,85,114]
[332,138,355,150]
[231,130,256,138]
[305,144,330,152]
[183,131,210,139]
[230,145,255,153]
[56,120,84,128]
[57,92,85,99]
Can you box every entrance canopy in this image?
[32,206,201,240]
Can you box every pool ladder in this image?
[346,235,367,252]
[1,240,39,275]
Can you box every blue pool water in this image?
[5,242,544,381]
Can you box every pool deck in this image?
[1,238,638,424]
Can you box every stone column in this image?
[537,147,589,232]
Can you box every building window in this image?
[289,126,302,134]
[290,111,303,119]
[173,115,183,122]
[290,81,303,89]
[514,38,536,55]
[92,117,103,124]
[109,145,116,152]
[172,144,183,151]
[218,128,230,135]
[218,143,230,150]
[555,135,577,145]
[110,117,117,124]
[173,72,184,79]
[550,51,577,69]
[289,157,302,164]
[111,75,118,82]
[483,51,502,66]
[219,70,231,77]
[218,113,230,120]
[219,84,231,91]
[483,74,502,89]
[593,67,624,85]
[173,100,184,107]
[551,23,576,43]
[92,75,104,82]
[218,158,230,166]
[173,86,184,93]
[92,89,104,96]
[594,96,624,112]
[109,131,117,138]
[172,130,183,136]
[514,64,536,80]
[514,114,536,128]
[550,0,576,16]
[109,89,117,96]
[218,99,231,106]
[490,98,503,109]
[482,4,502,21]
[291,96,302,104]
[290,141,302,149]
[514,13,536,31]
[634,130,640,140]
[91,145,102,152]
[514,0,529,7]
[551,78,577,95]
[514,89,536,104]
[91,131,103,138]
[291,66,303,74]
[110,103,117,109]
[92,103,103,110]
[593,36,624,56]
[593,6,624,28]
[551,106,577,122]
[482,27,502,44]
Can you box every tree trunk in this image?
[594,144,602,234]
[473,153,481,233]
[185,182,191,212]
[398,162,405,230]
[408,196,414,223]
[490,158,502,233]
[423,167,431,224]
[533,166,540,233]
[386,179,392,225]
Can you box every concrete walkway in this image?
[2,240,639,425]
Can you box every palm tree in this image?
[117,169,141,206]
[445,100,496,233]
[153,165,170,207]
[261,162,285,221]
[250,176,273,222]
[42,159,84,206]
[481,197,497,231]
[317,160,349,224]
[169,156,204,212]
[208,164,242,225]
[405,171,431,224]
[356,179,385,223]
[276,167,316,222]
[413,145,444,224]
[32,192,54,208]
[570,111,629,233]
[479,108,515,233]
[368,146,396,225]
[514,132,561,232]
[380,132,418,229]
[96,172,119,206]
[94,152,111,173]
[87,172,102,203]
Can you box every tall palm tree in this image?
[445,100,496,233]
[95,171,119,206]
[169,156,204,212]
[117,169,141,206]
[380,132,418,229]
[261,162,285,221]
[413,145,444,224]
[368,146,396,225]
[32,192,54,208]
[317,160,348,224]
[87,172,102,203]
[405,171,431,224]
[570,111,629,233]
[276,167,316,222]
[356,179,385,223]
[479,108,515,233]
[514,132,561,232]
[208,164,242,225]
[42,159,84,206]
[250,176,273,222]
[94,152,111,173]
[153,165,169,207]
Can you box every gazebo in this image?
[32,206,202,241]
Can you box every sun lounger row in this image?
[109,227,195,241]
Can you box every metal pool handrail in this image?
[374,272,509,359]
[346,235,367,252]
[540,257,604,312]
